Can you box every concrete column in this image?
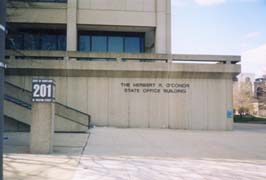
[67,0,78,51]
[30,103,55,154]
[155,0,171,54]
[166,0,172,54]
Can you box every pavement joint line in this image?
[77,132,91,165]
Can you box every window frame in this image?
[78,31,145,53]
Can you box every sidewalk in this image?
[4,123,266,180]
[4,133,89,180]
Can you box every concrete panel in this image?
[143,0,156,12]
[67,0,77,51]
[78,10,156,27]
[87,78,109,126]
[7,8,67,24]
[78,0,155,12]
[156,0,166,12]
[189,79,208,130]
[206,79,227,130]
[126,0,143,11]
[53,77,68,105]
[155,0,171,53]
[77,0,91,9]
[168,80,189,129]
[90,0,125,10]
[108,78,129,127]
[128,79,150,128]
[67,77,88,113]
[148,79,169,128]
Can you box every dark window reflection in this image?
[79,35,90,52]
[41,34,57,50]
[6,29,66,51]
[125,37,140,53]
[57,35,66,50]
[92,36,107,52]
[78,31,144,53]
[6,34,23,50]
[24,33,39,50]
[108,36,123,52]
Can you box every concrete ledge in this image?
[6,50,241,63]
[5,59,241,78]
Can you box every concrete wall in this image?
[6,75,234,130]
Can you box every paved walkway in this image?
[4,133,89,180]
[4,123,266,180]
[73,124,266,180]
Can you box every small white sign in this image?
[32,79,55,103]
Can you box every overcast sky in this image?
[172,0,266,77]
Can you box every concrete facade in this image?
[7,0,171,53]
[7,76,235,130]
[5,0,241,131]
[5,52,240,130]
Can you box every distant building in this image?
[254,77,266,117]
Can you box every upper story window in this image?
[6,29,66,51]
[78,31,145,53]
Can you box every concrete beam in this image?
[5,50,241,63]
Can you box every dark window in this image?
[7,33,23,50]
[6,29,66,51]
[91,36,107,52]
[79,35,90,52]
[108,36,123,52]
[125,37,140,53]
[41,34,57,50]
[57,35,66,50]
[78,31,144,53]
[24,33,40,50]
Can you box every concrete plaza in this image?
[4,123,266,180]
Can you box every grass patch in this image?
[234,115,266,124]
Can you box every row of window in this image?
[79,32,144,53]
[7,30,145,53]
[7,30,66,51]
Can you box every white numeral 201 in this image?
[33,84,52,98]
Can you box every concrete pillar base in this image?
[30,103,54,154]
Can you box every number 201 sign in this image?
[32,79,55,102]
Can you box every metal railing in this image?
[4,95,32,109]
[4,81,91,128]
[5,50,241,64]
[55,102,91,128]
